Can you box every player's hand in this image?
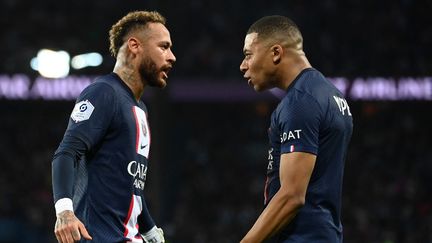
[54,210,92,243]
[142,226,165,243]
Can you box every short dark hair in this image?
[247,15,303,49]
[109,11,166,57]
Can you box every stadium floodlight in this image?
[71,52,103,69]
[30,49,70,78]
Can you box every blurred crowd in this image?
[0,0,431,77]
[342,102,432,242]
[1,0,432,242]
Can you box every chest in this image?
[113,100,151,159]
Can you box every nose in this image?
[240,59,247,73]
[168,49,176,64]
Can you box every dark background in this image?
[1,0,431,242]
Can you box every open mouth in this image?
[161,71,168,80]
[246,78,253,86]
[161,66,172,79]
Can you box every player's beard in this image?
[139,56,166,88]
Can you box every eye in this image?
[161,43,171,50]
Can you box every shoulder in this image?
[89,74,118,90]
[276,91,321,124]
[275,73,325,120]
[297,69,344,99]
[279,87,320,114]
[74,75,121,115]
[80,74,118,98]
[283,69,343,111]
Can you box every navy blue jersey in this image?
[61,73,152,242]
[265,68,353,242]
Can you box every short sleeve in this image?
[278,94,321,155]
[64,82,116,149]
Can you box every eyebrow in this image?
[159,41,172,47]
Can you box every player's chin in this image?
[154,79,166,88]
[248,79,265,92]
[158,72,168,88]
[156,76,167,88]
[253,83,267,92]
[148,76,166,88]
[254,80,273,92]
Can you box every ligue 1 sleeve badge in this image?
[71,100,95,122]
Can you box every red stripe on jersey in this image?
[134,224,140,239]
[146,113,151,159]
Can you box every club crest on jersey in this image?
[133,106,150,158]
[141,121,147,137]
[71,100,95,122]
[281,129,302,143]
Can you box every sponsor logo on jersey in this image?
[280,129,302,143]
[333,96,352,116]
[70,100,95,122]
[267,147,274,170]
[127,160,147,190]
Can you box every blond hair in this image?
[109,11,166,57]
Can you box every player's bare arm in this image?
[241,152,316,243]
[54,210,92,243]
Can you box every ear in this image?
[127,37,140,55]
[271,45,283,64]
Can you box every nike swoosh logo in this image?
[140,144,147,149]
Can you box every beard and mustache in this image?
[139,56,172,88]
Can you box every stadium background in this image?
[1,0,431,242]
